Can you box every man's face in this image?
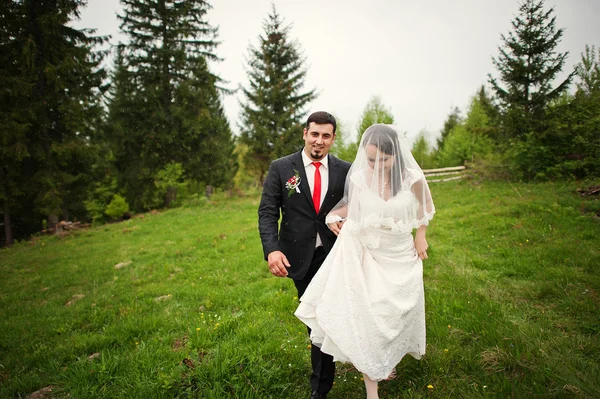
[303,122,336,161]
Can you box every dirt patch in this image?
[25,386,53,399]
[65,294,85,307]
[114,261,132,269]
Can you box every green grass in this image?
[1,181,599,398]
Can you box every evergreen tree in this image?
[575,45,600,95]
[527,45,600,179]
[334,96,396,162]
[436,106,462,151]
[111,0,236,209]
[411,132,435,169]
[239,5,317,184]
[1,0,106,245]
[356,96,395,142]
[0,1,29,245]
[488,0,573,139]
[474,85,501,141]
[436,96,494,168]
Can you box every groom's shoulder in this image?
[329,154,351,170]
[270,151,301,168]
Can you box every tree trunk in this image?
[62,203,69,222]
[48,213,59,232]
[205,185,213,200]
[165,186,177,207]
[3,201,13,247]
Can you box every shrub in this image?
[105,195,130,221]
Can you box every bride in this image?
[295,124,435,399]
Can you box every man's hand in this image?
[327,220,345,236]
[267,251,290,277]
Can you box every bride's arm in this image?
[325,205,347,236]
[411,179,434,219]
[414,225,428,260]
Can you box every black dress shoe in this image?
[310,391,327,399]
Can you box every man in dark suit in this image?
[258,111,351,399]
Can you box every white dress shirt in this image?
[302,149,329,248]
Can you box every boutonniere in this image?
[286,169,302,197]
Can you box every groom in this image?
[258,111,351,399]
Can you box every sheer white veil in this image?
[327,124,435,231]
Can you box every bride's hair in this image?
[361,124,405,196]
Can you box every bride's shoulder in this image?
[349,169,368,187]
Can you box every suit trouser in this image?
[293,246,336,394]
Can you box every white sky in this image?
[74,0,600,145]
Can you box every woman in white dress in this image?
[295,124,435,399]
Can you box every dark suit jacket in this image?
[258,150,351,280]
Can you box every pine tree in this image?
[534,44,600,179]
[239,5,317,184]
[411,132,435,169]
[0,1,29,245]
[356,96,395,142]
[335,96,396,162]
[488,0,573,138]
[575,45,600,95]
[436,96,495,168]
[1,0,106,244]
[436,107,462,151]
[111,0,236,209]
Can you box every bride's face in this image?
[366,144,394,172]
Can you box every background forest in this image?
[1,0,599,246]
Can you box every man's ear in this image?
[303,128,308,138]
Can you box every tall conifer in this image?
[111,0,235,209]
[488,0,573,138]
[239,5,317,184]
[1,0,106,244]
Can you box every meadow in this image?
[1,180,599,398]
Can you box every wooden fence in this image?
[423,166,466,183]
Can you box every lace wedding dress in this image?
[295,173,429,381]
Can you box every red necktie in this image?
[312,162,321,214]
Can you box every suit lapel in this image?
[291,151,314,207]
[321,155,342,213]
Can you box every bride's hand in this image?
[414,229,429,260]
[328,220,345,236]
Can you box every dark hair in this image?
[362,124,405,195]
[362,124,398,155]
[306,111,337,133]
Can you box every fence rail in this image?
[423,165,465,183]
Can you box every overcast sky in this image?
[73,0,600,145]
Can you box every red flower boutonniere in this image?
[286,169,302,197]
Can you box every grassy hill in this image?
[1,180,599,398]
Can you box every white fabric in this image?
[302,148,329,247]
[327,124,434,228]
[325,214,344,224]
[294,124,434,381]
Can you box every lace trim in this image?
[357,208,436,232]
[325,214,344,225]
[341,209,435,249]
